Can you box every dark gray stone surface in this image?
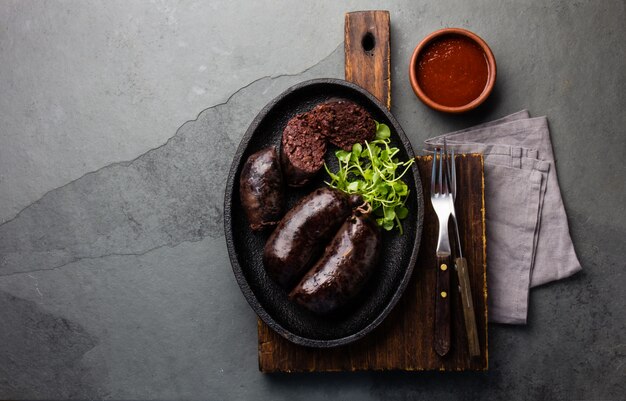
[1,1,624,400]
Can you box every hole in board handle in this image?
[362,32,375,53]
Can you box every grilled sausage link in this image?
[289,213,381,314]
[239,146,284,231]
[263,188,359,289]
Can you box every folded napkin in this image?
[425,111,581,324]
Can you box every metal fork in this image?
[430,147,453,356]
[431,147,454,257]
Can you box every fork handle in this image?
[434,255,451,356]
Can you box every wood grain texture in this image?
[257,10,487,372]
[455,256,481,357]
[344,11,391,108]
[258,155,488,372]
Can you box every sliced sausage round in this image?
[280,112,327,187]
[313,100,376,151]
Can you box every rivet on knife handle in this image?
[456,256,480,357]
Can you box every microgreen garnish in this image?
[325,122,414,233]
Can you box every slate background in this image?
[0,1,624,399]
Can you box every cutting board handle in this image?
[345,11,391,110]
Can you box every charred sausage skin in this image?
[239,146,284,231]
[289,213,381,315]
[263,188,358,289]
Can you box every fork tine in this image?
[450,147,456,200]
[441,138,450,195]
[443,139,456,200]
[431,147,438,195]
[441,148,449,195]
[438,148,443,195]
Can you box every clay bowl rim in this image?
[409,27,497,114]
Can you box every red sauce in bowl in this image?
[416,34,489,107]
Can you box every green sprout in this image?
[324,122,414,233]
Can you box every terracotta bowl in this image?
[409,28,497,113]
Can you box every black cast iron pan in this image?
[224,78,424,348]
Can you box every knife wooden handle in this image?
[434,255,451,356]
[456,257,480,357]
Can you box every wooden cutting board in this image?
[257,10,488,372]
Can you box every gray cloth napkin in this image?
[425,111,581,324]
